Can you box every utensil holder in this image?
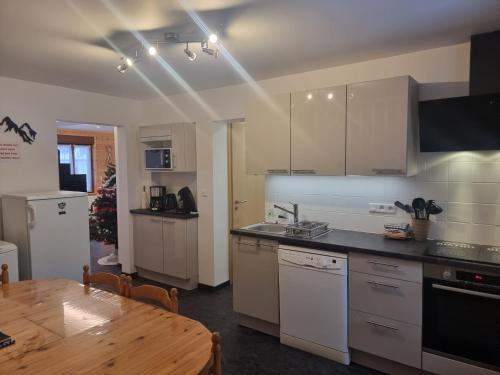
[412,218,429,241]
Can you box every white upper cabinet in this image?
[346,76,418,176]
[245,93,291,175]
[291,86,346,176]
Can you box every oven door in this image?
[423,278,500,370]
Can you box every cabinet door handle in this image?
[366,320,399,331]
[367,280,399,289]
[367,260,399,268]
[372,168,403,175]
[267,169,289,174]
[291,169,316,174]
[150,218,162,223]
[235,200,248,204]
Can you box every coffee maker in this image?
[149,186,166,211]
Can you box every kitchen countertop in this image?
[130,208,199,219]
[231,227,500,273]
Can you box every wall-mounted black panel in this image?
[419,93,500,152]
[470,30,500,96]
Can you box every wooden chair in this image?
[82,265,124,295]
[123,276,178,313]
[1,264,9,285]
[210,332,222,375]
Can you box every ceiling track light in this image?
[184,43,197,62]
[116,31,219,72]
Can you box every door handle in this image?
[235,200,248,204]
[291,169,316,174]
[432,284,500,300]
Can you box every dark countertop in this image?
[231,227,500,273]
[130,208,199,219]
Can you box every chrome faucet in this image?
[274,202,299,224]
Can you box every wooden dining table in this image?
[0,279,213,374]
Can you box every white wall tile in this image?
[470,204,499,225]
[472,163,500,183]
[447,203,471,223]
[471,183,498,204]
[449,162,474,182]
[471,224,499,246]
[448,182,472,203]
[265,152,500,244]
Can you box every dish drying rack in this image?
[285,221,330,239]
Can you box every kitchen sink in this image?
[242,223,287,234]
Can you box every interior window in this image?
[57,143,93,192]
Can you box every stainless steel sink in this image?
[242,223,287,234]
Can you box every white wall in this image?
[0,77,141,273]
[141,42,471,286]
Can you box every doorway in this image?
[227,120,265,279]
[56,121,121,276]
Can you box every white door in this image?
[28,196,90,281]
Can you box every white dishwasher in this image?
[278,245,349,365]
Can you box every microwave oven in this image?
[145,148,173,170]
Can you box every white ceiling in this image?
[1,0,500,99]
[57,121,115,133]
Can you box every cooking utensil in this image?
[425,200,434,219]
[429,202,443,215]
[394,201,414,215]
[412,198,426,220]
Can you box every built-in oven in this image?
[423,263,500,372]
[145,148,172,170]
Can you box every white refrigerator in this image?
[2,191,90,281]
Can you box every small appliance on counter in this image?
[149,186,166,211]
[165,193,178,210]
[178,186,197,213]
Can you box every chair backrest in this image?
[82,265,123,295]
[211,332,222,375]
[123,276,178,313]
[1,264,9,285]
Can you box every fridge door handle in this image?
[27,204,36,228]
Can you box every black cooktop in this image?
[426,241,500,266]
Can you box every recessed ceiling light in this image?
[327,93,334,100]
[148,46,157,56]
[307,93,313,100]
[209,33,218,44]
[125,57,133,66]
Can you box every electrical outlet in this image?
[369,203,396,214]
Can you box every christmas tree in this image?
[89,163,117,249]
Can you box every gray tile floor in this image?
[91,241,381,375]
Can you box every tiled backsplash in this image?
[266,151,500,245]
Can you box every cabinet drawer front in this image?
[349,252,422,283]
[349,309,422,369]
[349,271,422,325]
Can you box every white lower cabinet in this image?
[348,252,423,369]
[133,214,198,284]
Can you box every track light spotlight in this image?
[208,33,218,44]
[125,57,134,66]
[184,43,197,61]
[117,63,127,73]
[148,46,157,56]
[202,47,219,59]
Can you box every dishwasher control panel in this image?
[278,247,347,275]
